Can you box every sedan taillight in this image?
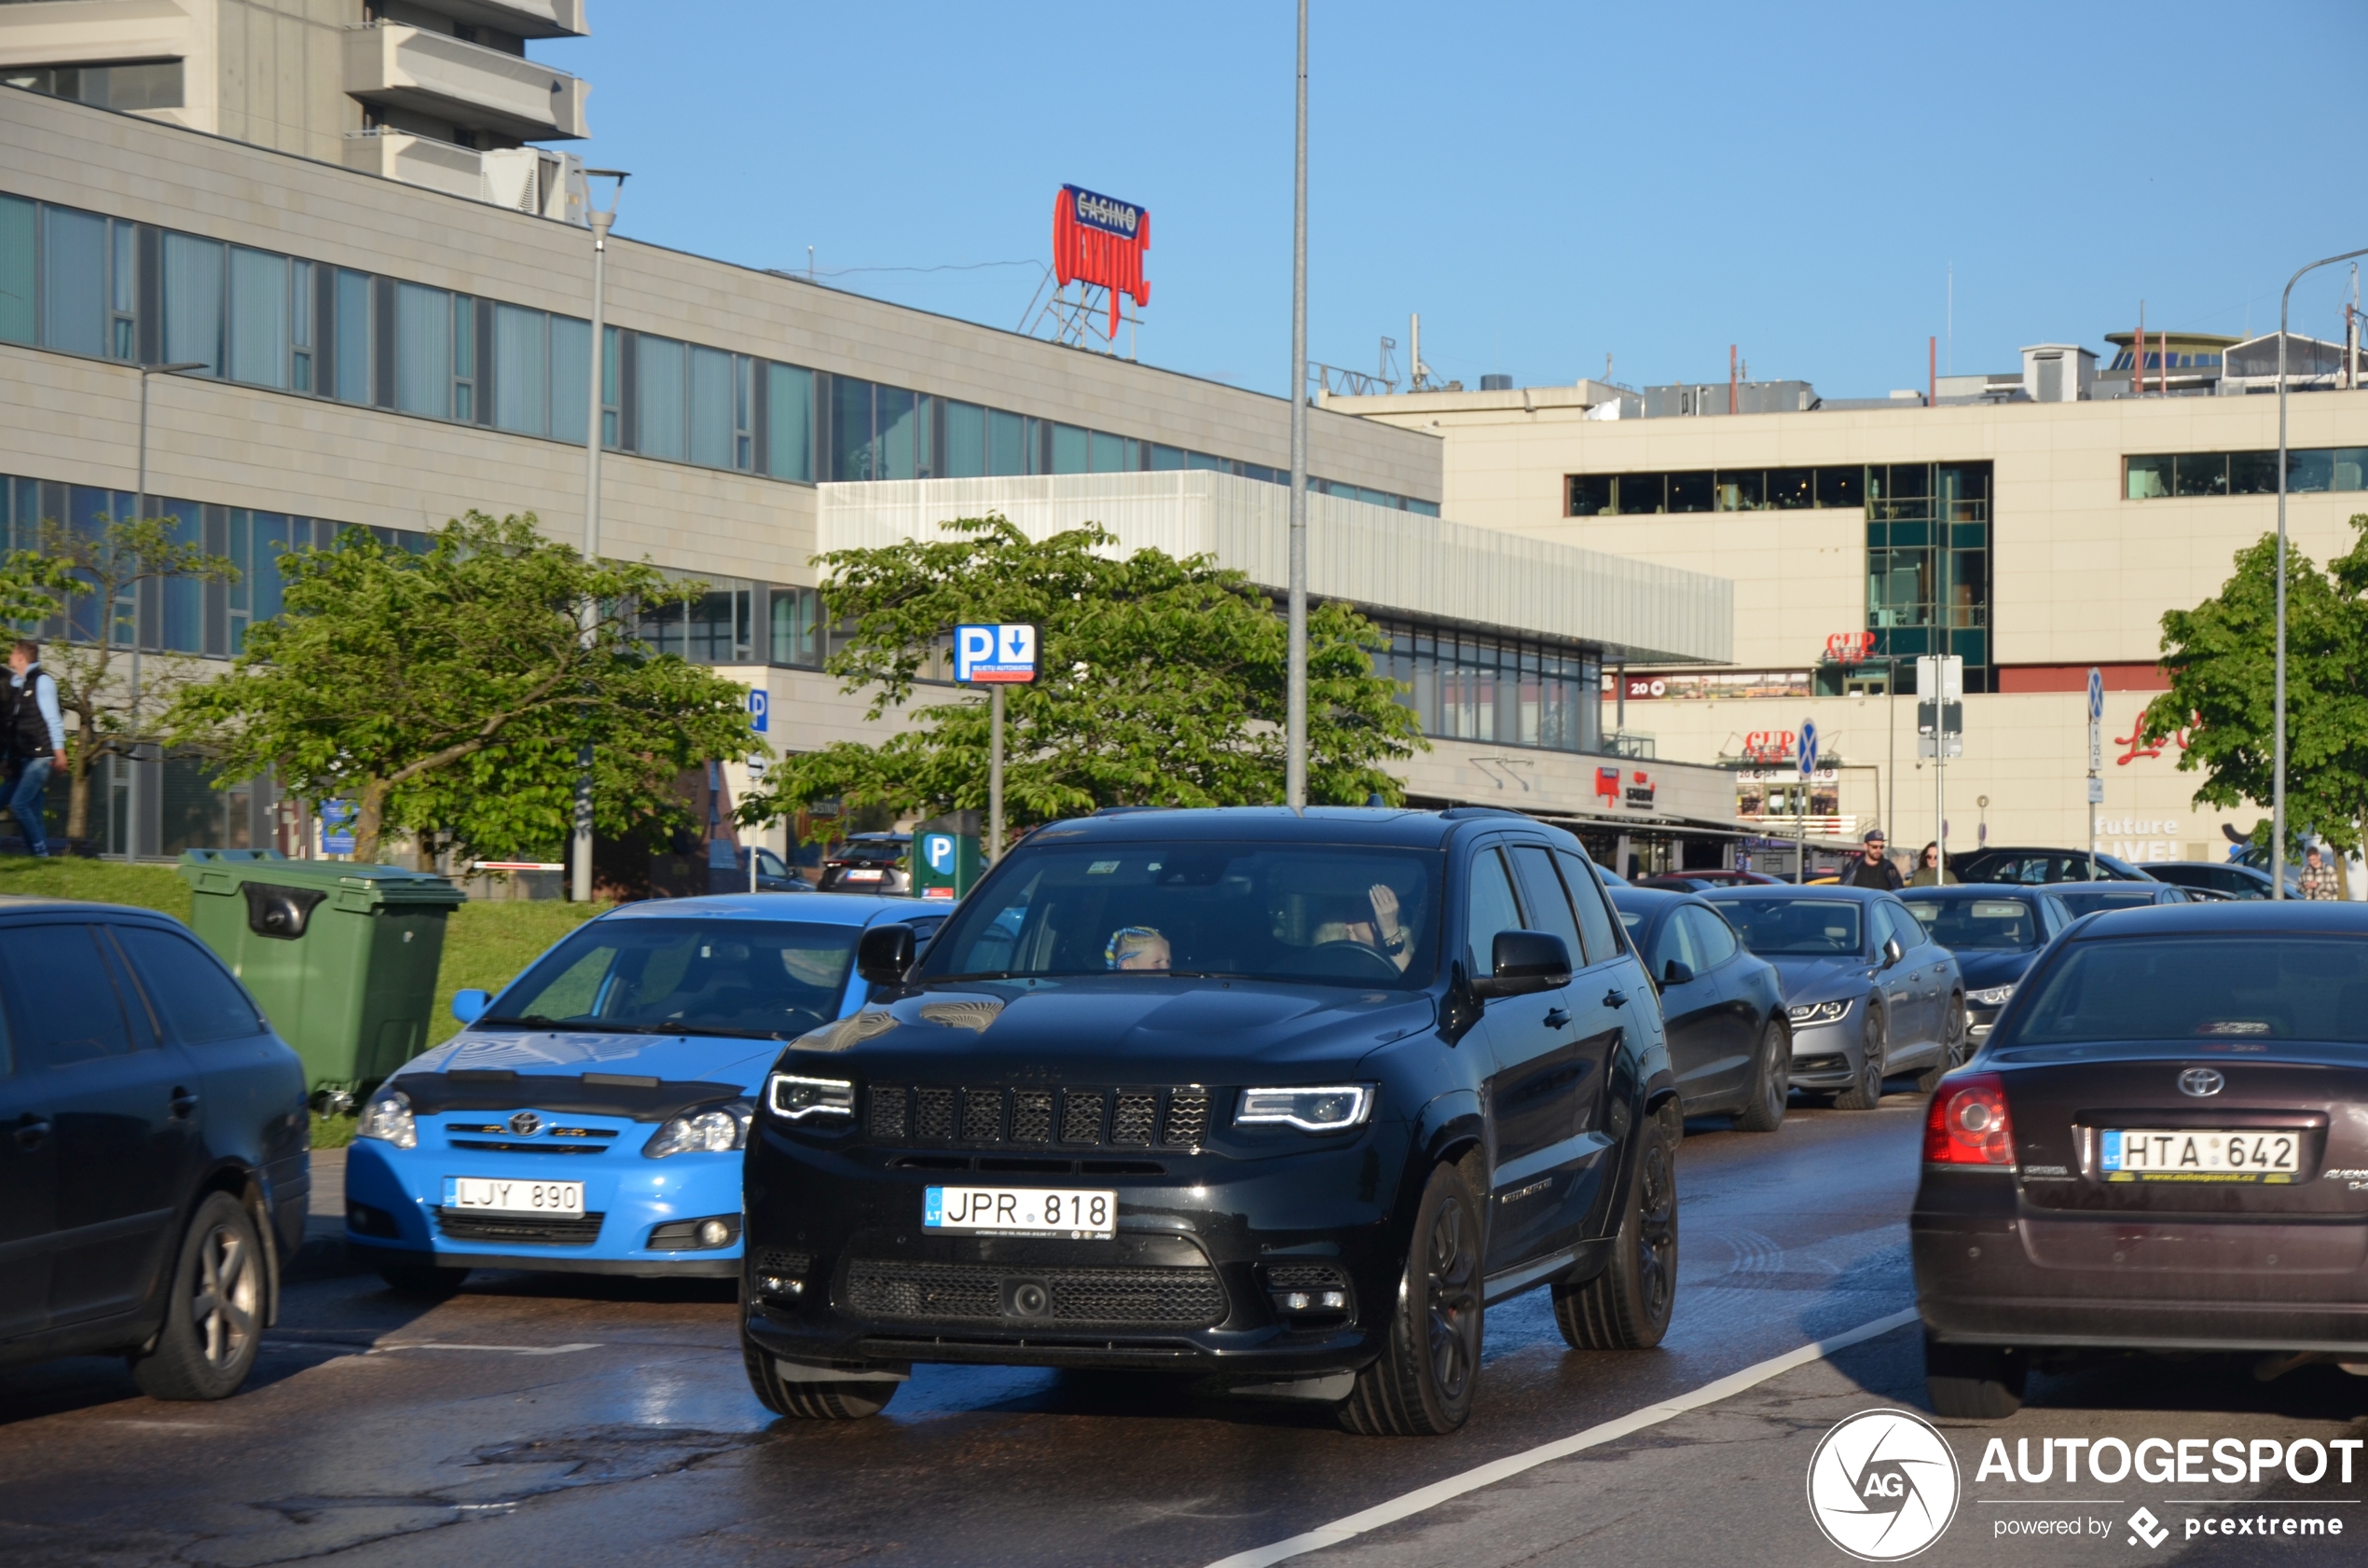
[1924,1072,2015,1167]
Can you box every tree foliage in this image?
[169,511,760,863]
[745,516,1425,832]
[30,516,238,841]
[2141,515,2368,856]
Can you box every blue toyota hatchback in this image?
[345,893,942,1292]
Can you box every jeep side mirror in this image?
[1661,958,1695,986]
[1881,937,1904,967]
[857,923,916,986]
[1472,929,1572,999]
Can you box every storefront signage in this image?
[1824,631,1878,663]
[1612,670,1813,703]
[1623,769,1657,809]
[2113,710,2193,766]
[1742,729,1797,763]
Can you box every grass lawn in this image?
[0,858,609,1148]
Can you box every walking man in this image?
[7,640,65,859]
[2300,845,2341,901]
[1848,828,1904,891]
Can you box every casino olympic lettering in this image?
[1053,184,1151,337]
[1070,188,1140,238]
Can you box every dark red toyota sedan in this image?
[1913,901,2368,1418]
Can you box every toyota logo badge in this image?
[508,1110,544,1135]
[2178,1067,2225,1098]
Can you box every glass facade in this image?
[0,187,1440,513]
[1865,461,1991,690]
[1567,464,1865,516]
[1368,615,1601,754]
[2126,447,2368,500]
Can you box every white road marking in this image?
[366,1342,600,1356]
[1202,1308,1921,1568]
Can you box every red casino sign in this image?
[1054,185,1150,337]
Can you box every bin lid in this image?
[177,848,466,909]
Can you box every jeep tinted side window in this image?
[1465,847,1526,977]
[1553,849,1622,967]
[1508,846,1585,972]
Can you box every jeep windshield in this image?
[480,919,861,1038]
[917,842,1443,988]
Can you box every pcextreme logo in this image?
[1807,1409,1962,1561]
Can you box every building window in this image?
[2126,448,2368,500]
[1863,461,1991,689]
[1367,615,1601,754]
[227,246,289,389]
[1,60,185,112]
[1569,464,1870,517]
[161,231,223,375]
[763,363,814,481]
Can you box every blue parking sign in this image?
[955,623,1039,683]
[923,833,956,873]
[747,687,769,733]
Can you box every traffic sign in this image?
[955,623,1039,683]
[747,687,769,733]
[2086,667,2104,723]
[1798,720,1818,777]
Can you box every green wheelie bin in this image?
[177,848,466,1110]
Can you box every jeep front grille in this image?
[860,1084,1211,1151]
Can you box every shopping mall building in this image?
[0,15,1735,873]
[1329,339,2368,872]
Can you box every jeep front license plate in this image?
[443,1176,586,1214]
[924,1186,1116,1238]
[2100,1129,2300,1180]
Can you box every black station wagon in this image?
[738,806,1680,1436]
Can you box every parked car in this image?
[1700,886,1964,1107]
[709,844,814,895]
[2048,882,2194,918]
[1636,870,1783,892]
[738,806,1679,1435]
[2144,860,2301,901]
[0,902,309,1399]
[1948,846,2158,885]
[346,894,943,1291]
[1899,887,2075,1046]
[817,833,914,895]
[1610,887,1791,1129]
[1915,901,2368,1418]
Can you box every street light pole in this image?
[2273,244,2368,900]
[572,170,627,905]
[1284,0,1309,810]
[128,361,206,861]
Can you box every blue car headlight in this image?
[643,1098,753,1158]
[1787,998,1853,1026]
[358,1085,416,1149]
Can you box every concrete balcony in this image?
[398,0,588,39]
[341,128,486,203]
[343,21,587,142]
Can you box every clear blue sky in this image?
[541,2,2366,401]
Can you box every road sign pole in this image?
[2086,666,2103,882]
[988,684,1005,866]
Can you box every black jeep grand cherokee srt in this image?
[739,806,1680,1435]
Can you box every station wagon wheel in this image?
[1836,1003,1887,1110]
[1553,1102,1678,1349]
[1339,1162,1482,1436]
[1736,1017,1790,1132]
[131,1192,265,1401]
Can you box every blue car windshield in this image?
[1706,897,1863,956]
[2003,935,2368,1049]
[482,920,861,1038]
[917,842,1442,988]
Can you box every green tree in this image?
[169,511,760,864]
[2141,516,2368,860]
[30,516,238,843]
[746,516,1425,832]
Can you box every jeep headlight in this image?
[765,1073,856,1121]
[1787,998,1853,1026]
[1235,1085,1375,1133]
[357,1084,417,1149]
[643,1098,753,1158]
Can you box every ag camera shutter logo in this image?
[1807,1408,1961,1561]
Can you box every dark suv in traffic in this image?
[739,807,1678,1435]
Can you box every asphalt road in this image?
[3,1093,2363,1568]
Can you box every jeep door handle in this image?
[169,1087,200,1120]
[12,1116,50,1149]
[1543,1008,1571,1029]
[1604,989,1629,1010]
